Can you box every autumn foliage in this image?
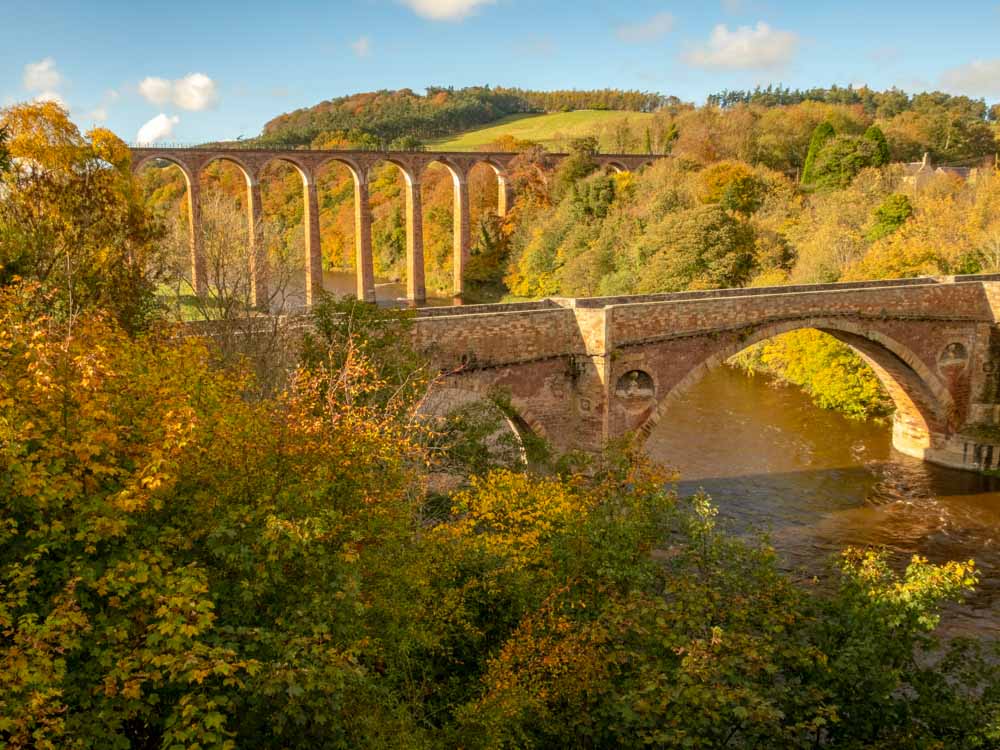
[3,96,1000,749]
[1,282,999,747]
[0,102,163,333]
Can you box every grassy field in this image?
[428,110,657,151]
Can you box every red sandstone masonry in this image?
[412,308,583,370]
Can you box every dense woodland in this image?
[256,86,675,148]
[3,98,1000,747]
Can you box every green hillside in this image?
[428,110,658,150]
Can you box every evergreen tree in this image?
[811,134,881,190]
[863,124,891,166]
[802,121,836,184]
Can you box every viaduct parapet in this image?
[407,274,1000,472]
[130,146,659,307]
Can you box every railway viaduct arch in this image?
[409,275,1000,472]
[131,147,658,308]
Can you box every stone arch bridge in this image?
[408,274,1000,472]
[131,146,658,307]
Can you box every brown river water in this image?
[288,271,456,308]
[645,365,1000,637]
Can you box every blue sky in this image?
[3,0,1000,143]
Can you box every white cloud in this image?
[139,73,218,111]
[399,0,494,21]
[136,113,180,144]
[139,76,173,105]
[940,59,1000,98]
[683,22,799,70]
[351,35,371,57]
[23,58,62,91]
[172,73,217,111]
[616,12,675,44]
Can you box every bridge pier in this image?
[452,173,471,298]
[353,175,376,304]
[186,178,208,297]
[304,178,323,307]
[497,172,512,218]
[405,175,426,305]
[246,179,268,311]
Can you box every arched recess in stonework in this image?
[198,155,268,309]
[258,156,316,309]
[419,385,530,469]
[134,155,204,300]
[425,380,550,449]
[632,319,954,457]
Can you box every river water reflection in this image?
[644,365,1000,637]
[288,271,456,308]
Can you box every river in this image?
[644,365,1000,637]
[288,270,456,308]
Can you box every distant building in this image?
[901,152,979,187]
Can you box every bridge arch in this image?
[419,384,538,467]
[421,158,473,299]
[314,155,364,184]
[311,156,374,302]
[629,318,954,460]
[259,154,311,184]
[199,154,269,309]
[199,153,258,186]
[133,153,196,184]
[257,156,325,308]
[133,154,206,296]
[475,158,514,217]
[366,158,426,302]
[427,377,551,444]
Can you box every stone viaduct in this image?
[130,146,658,307]
[407,274,1000,472]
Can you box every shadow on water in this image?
[646,365,1000,637]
